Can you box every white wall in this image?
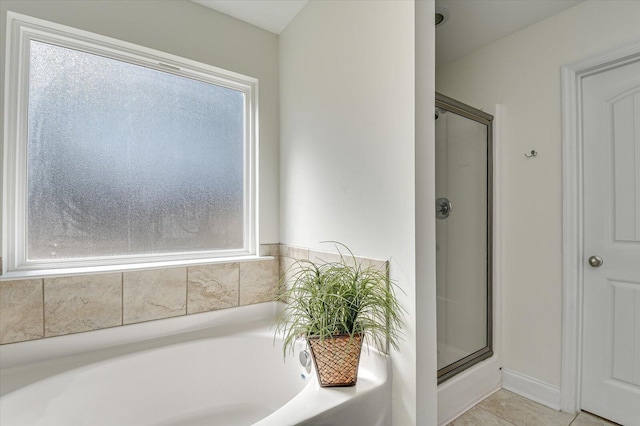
[0,0,280,247]
[280,1,437,424]
[436,0,640,390]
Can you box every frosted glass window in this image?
[26,40,247,260]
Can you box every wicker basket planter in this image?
[308,334,363,387]
[275,243,404,390]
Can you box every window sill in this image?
[0,255,276,281]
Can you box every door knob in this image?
[588,255,603,267]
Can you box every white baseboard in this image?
[502,368,561,410]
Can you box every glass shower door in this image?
[435,93,493,383]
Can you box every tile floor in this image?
[449,390,619,426]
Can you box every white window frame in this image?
[3,12,259,278]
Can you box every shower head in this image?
[435,107,447,120]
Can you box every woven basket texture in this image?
[308,334,363,387]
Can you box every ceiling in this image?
[191,0,309,34]
[435,0,583,65]
[192,0,584,64]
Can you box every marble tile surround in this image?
[280,245,388,282]
[279,245,310,287]
[188,263,239,314]
[44,273,123,337]
[0,279,43,344]
[239,259,280,305]
[124,268,187,324]
[0,244,385,345]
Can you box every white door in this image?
[582,58,640,426]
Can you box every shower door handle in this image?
[436,198,452,219]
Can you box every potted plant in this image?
[275,243,404,387]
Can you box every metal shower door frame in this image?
[435,92,494,384]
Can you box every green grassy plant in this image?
[275,243,404,357]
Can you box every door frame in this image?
[560,39,640,414]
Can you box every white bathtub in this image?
[0,302,391,426]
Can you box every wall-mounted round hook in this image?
[524,150,538,158]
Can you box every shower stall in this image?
[435,93,493,383]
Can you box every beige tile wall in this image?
[0,244,385,345]
[0,279,43,344]
[44,273,122,337]
[279,244,388,287]
[239,260,280,305]
[187,263,240,314]
[0,245,279,345]
[123,268,187,324]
